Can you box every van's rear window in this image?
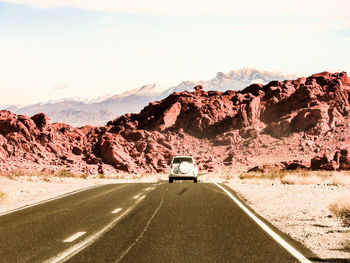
[172,157,193,163]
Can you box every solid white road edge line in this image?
[0,184,106,217]
[63,232,87,243]
[111,208,122,214]
[213,183,312,263]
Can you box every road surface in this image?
[0,182,317,262]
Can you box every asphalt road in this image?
[0,182,317,263]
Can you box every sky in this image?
[0,0,350,106]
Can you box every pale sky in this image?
[0,0,349,106]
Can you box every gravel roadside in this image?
[228,183,350,260]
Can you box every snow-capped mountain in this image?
[3,68,297,126]
[115,83,166,98]
[44,95,113,105]
[164,68,296,95]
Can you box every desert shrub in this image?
[344,237,350,253]
[80,173,89,179]
[331,172,350,186]
[343,238,350,251]
[0,170,27,179]
[239,169,287,180]
[0,170,55,179]
[131,173,139,179]
[8,170,26,179]
[29,170,52,178]
[11,170,26,177]
[56,169,76,178]
[281,174,325,185]
[239,169,350,186]
[329,196,350,227]
[281,171,350,186]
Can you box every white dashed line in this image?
[46,207,133,263]
[214,183,312,263]
[45,194,147,263]
[111,208,122,214]
[63,232,86,243]
[132,194,140,199]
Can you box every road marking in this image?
[0,184,107,217]
[111,208,122,214]
[63,232,86,243]
[133,194,146,201]
[132,194,140,199]
[214,183,312,263]
[44,195,146,263]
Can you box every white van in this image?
[169,156,198,183]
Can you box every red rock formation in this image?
[310,149,350,171]
[1,71,350,174]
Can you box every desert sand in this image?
[228,182,350,260]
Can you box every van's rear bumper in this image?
[169,176,196,180]
[169,173,197,178]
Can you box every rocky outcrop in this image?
[310,149,350,171]
[1,71,350,174]
[108,71,350,140]
[246,148,350,173]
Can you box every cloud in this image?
[1,0,350,21]
[228,21,350,33]
[51,84,69,90]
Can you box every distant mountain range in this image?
[3,68,297,126]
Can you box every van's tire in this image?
[169,178,173,183]
[193,178,197,183]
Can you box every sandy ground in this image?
[228,182,350,260]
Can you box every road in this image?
[0,182,317,263]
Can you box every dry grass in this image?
[56,169,76,178]
[240,169,288,180]
[0,170,26,179]
[0,170,53,179]
[237,169,350,186]
[0,191,5,202]
[282,171,350,185]
[80,173,89,179]
[329,196,350,227]
[0,169,90,180]
[199,167,350,186]
[0,169,168,182]
[343,236,350,251]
